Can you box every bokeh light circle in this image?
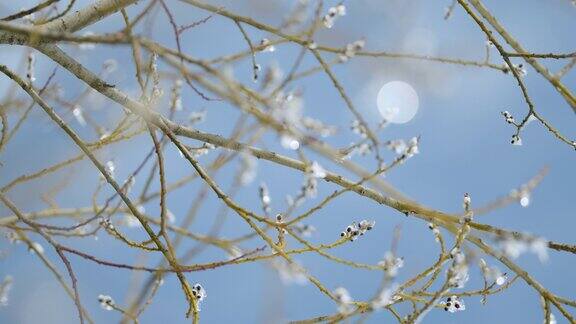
[376,81,419,124]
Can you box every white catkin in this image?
[26,52,36,83]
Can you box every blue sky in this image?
[0,0,575,323]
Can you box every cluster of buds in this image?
[340,220,376,241]
[322,4,346,28]
[339,142,373,160]
[150,53,163,100]
[191,283,207,310]
[501,111,515,124]
[511,134,522,146]
[503,63,528,77]
[275,213,286,228]
[443,295,466,313]
[427,222,441,243]
[339,40,365,62]
[463,193,473,222]
[98,294,115,311]
[385,139,408,154]
[351,119,368,138]
[252,63,261,83]
[463,192,471,211]
[275,214,288,242]
[385,136,420,159]
[259,38,275,52]
[100,217,115,231]
[513,63,528,77]
[405,136,420,158]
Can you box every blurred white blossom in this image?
[294,223,316,237]
[98,294,114,311]
[272,259,307,285]
[0,275,13,306]
[498,235,548,262]
[333,287,354,314]
[378,251,403,277]
[310,161,327,178]
[448,252,469,288]
[371,284,400,309]
[239,150,257,185]
[323,4,346,28]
